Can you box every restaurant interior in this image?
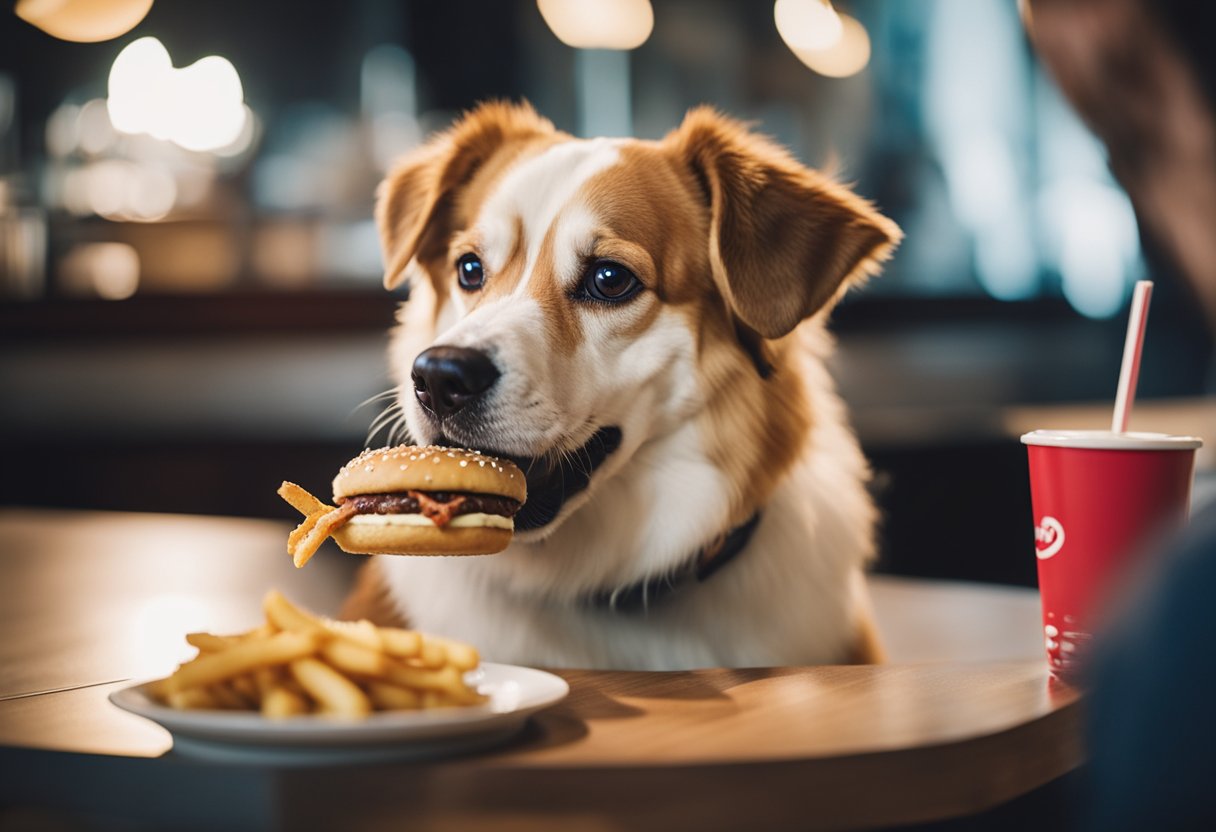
[4,0,1213,584]
[2,0,1213,830]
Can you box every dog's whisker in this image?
[378,405,412,446]
[387,413,414,446]
[365,402,404,447]
[350,387,400,417]
[570,447,593,480]
[558,435,594,479]
[387,412,408,443]
[365,404,397,436]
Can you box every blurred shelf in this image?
[0,330,392,443]
[831,294,1084,331]
[0,288,402,341]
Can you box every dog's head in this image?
[377,102,899,541]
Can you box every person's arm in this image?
[1027,0,1216,326]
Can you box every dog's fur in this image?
[348,102,900,670]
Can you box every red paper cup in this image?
[1021,430,1202,679]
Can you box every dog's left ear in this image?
[665,108,901,339]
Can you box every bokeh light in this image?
[59,242,141,299]
[107,36,248,153]
[774,0,842,52]
[537,0,654,50]
[78,159,176,221]
[790,12,870,78]
[15,0,154,44]
[1041,180,1142,319]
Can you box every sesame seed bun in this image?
[332,445,526,502]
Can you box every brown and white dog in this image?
[349,101,900,670]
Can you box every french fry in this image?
[422,690,454,708]
[428,637,479,671]
[290,504,356,568]
[278,481,329,517]
[321,639,387,678]
[445,683,488,707]
[412,639,448,669]
[263,590,324,635]
[385,661,466,695]
[208,682,251,710]
[366,681,422,711]
[229,674,259,703]
[186,632,240,652]
[290,658,371,718]
[287,510,330,566]
[163,630,318,694]
[379,627,422,659]
[165,687,220,710]
[262,684,310,719]
[253,666,280,697]
[325,619,383,652]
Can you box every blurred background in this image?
[1,0,1212,586]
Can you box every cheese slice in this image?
[346,512,514,530]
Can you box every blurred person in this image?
[1027,0,1216,829]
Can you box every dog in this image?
[344,101,901,670]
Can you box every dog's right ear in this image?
[376,102,557,290]
[664,107,900,339]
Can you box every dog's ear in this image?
[665,107,901,339]
[376,101,557,290]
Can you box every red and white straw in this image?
[1111,280,1154,434]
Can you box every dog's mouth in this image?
[437,426,623,532]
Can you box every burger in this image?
[333,445,526,555]
[279,445,526,566]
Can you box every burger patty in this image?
[340,491,522,520]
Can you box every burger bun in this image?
[333,522,513,557]
[334,446,525,502]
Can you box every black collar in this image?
[583,512,762,613]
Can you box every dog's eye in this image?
[582,260,641,303]
[456,254,485,291]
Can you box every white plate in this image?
[109,663,569,765]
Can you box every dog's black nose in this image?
[411,346,500,419]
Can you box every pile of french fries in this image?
[149,591,486,718]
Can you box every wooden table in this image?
[0,509,1081,831]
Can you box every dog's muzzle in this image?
[411,345,623,533]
